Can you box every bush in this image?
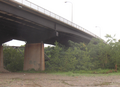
[3,46,24,72]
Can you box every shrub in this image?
[3,46,24,72]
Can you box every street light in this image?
[65,1,73,22]
[95,26,101,38]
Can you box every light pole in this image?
[95,26,101,38]
[65,1,73,22]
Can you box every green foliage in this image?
[45,40,97,71]
[3,46,24,72]
[3,34,120,73]
[45,34,120,72]
[105,34,120,69]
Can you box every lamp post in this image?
[65,1,73,22]
[95,26,101,38]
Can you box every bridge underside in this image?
[0,0,93,45]
[0,11,90,45]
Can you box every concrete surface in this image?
[23,43,45,71]
[0,45,3,68]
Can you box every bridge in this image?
[0,0,100,71]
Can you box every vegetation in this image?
[2,34,120,73]
[3,45,24,72]
[45,34,120,72]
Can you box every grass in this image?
[17,69,120,76]
[94,82,111,86]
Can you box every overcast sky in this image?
[5,0,120,46]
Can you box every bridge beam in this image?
[0,45,3,68]
[23,43,45,71]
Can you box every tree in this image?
[105,34,120,70]
[3,45,24,72]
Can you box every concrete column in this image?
[23,43,45,71]
[0,45,3,68]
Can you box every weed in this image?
[94,82,111,86]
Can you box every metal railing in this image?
[12,0,100,39]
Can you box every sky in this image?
[5,0,120,46]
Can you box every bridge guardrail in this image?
[12,0,100,39]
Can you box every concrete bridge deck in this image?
[0,0,100,45]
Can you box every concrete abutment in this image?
[23,43,45,71]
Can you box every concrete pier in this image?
[0,45,3,68]
[23,43,45,71]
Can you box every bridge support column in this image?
[0,45,3,68]
[23,43,45,71]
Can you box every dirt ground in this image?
[0,73,120,87]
